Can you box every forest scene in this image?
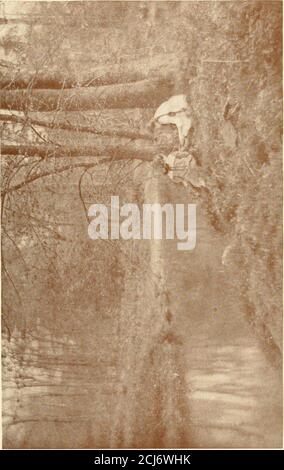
[1,1,282,448]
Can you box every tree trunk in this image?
[0,53,183,89]
[1,142,158,161]
[0,113,153,141]
[0,78,173,112]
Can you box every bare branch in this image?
[2,161,110,195]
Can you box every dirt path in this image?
[163,188,282,448]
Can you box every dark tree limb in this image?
[0,53,182,89]
[0,78,173,111]
[0,113,153,141]
[1,141,158,161]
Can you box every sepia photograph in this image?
[0,0,283,451]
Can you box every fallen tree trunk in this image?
[0,53,183,89]
[0,113,153,141]
[0,78,173,112]
[1,141,158,162]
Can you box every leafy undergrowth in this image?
[185,1,282,354]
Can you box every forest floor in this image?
[2,179,282,448]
